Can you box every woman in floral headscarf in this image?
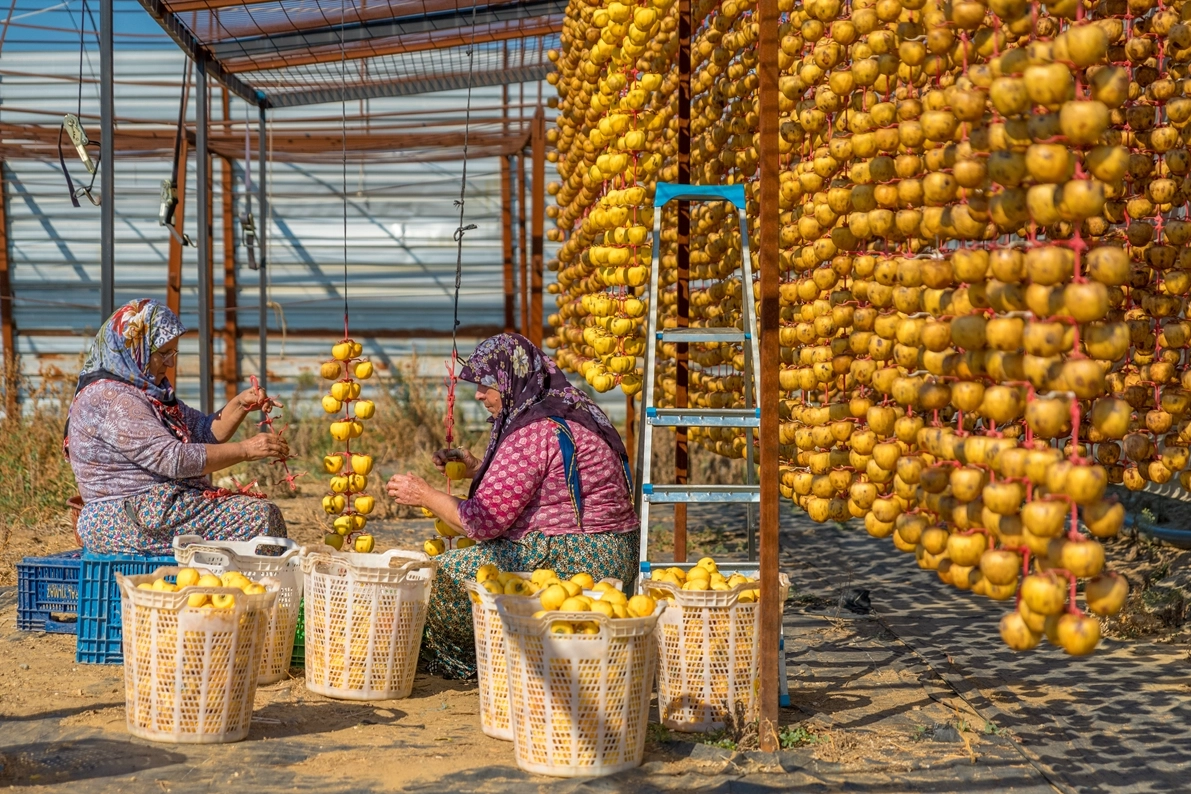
[386,333,638,678]
[66,299,290,554]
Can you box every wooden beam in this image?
[0,161,16,419]
[529,107,545,347]
[196,62,213,413]
[0,122,529,162]
[673,0,692,564]
[220,90,239,401]
[165,67,190,385]
[221,17,562,74]
[501,155,515,333]
[757,0,783,754]
[13,325,506,340]
[518,149,529,337]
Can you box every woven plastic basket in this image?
[466,575,624,741]
[495,595,663,778]
[301,549,435,701]
[116,567,278,744]
[173,535,303,685]
[644,572,790,732]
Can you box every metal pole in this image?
[99,0,114,320]
[673,0,691,563]
[757,0,783,754]
[258,104,269,392]
[196,60,212,414]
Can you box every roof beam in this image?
[211,0,563,63]
[171,0,534,40]
[135,0,262,105]
[0,122,531,160]
[226,20,558,76]
[265,62,551,109]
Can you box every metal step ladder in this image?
[634,183,762,564]
[632,183,788,705]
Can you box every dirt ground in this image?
[3,496,1190,792]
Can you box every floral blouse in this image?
[457,418,637,541]
[68,380,216,503]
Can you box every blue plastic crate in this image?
[76,552,175,664]
[17,550,83,633]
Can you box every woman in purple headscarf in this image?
[66,299,289,554]
[386,333,638,678]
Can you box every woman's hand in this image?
[431,448,481,479]
[239,433,289,462]
[237,384,281,413]
[387,472,431,506]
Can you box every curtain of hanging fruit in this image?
[536,0,1191,654]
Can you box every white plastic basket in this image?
[495,594,663,778]
[466,575,625,741]
[301,549,435,701]
[117,567,279,744]
[644,572,790,732]
[173,534,303,685]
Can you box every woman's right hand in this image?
[431,447,480,479]
[239,433,289,462]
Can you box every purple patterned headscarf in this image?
[459,333,629,497]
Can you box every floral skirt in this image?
[421,530,640,680]
[76,481,287,555]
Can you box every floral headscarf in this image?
[65,299,190,457]
[459,333,630,498]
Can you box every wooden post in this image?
[166,70,191,386]
[518,150,529,336]
[757,0,783,753]
[501,156,515,332]
[501,66,516,333]
[529,107,545,347]
[220,90,239,401]
[673,0,692,563]
[206,126,216,410]
[0,161,16,419]
[258,105,269,392]
[196,60,213,414]
[625,394,635,467]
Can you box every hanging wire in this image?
[76,0,85,117]
[341,0,349,341]
[443,2,480,449]
[450,1,481,365]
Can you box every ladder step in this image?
[657,328,748,343]
[642,484,760,503]
[646,407,759,427]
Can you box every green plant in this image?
[1140,507,1158,525]
[646,723,672,744]
[0,368,79,527]
[693,729,737,751]
[983,720,1005,736]
[910,725,928,741]
[778,724,822,749]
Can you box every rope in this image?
[341,0,349,342]
[444,1,480,447]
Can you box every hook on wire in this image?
[454,223,477,242]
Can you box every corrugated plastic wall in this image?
[1,47,590,424]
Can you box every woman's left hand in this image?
[387,472,430,506]
[237,384,281,413]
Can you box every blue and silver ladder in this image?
[634,183,762,564]
[633,183,786,706]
